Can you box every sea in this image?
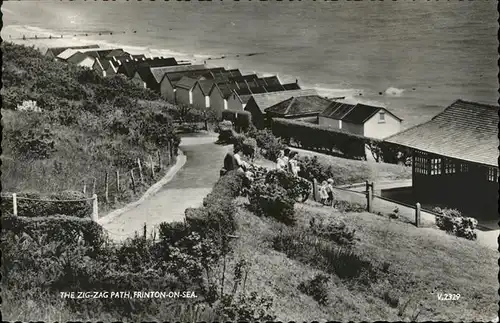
[2,0,498,128]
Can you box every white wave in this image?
[385,86,405,96]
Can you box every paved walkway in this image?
[101,133,230,242]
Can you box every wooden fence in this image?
[5,144,176,222]
[312,179,423,227]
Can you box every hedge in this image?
[1,191,92,218]
[2,214,105,249]
[222,110,252,133]
[270,118,407,163]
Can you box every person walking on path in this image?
[326,178,336,207]
[319,181,329,205]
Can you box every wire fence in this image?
[2,145,176,222]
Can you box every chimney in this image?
[296,78,298,84]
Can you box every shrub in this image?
[236,111,252,132]
[241,137,257,159]
[433,207,478,241]
[247,128,286,162]
[271,118,366,159]
[2,215,105,249]
[298,274,330,306]
[383,290,400,308]
[217,292,276,321]
[217,121,236,144]
[264,169,311,202]
[335,200,366,213]
[11,127,57,160]
[273,229,376,282]
[248,182,296,226]
[1,191,93,218]
[309,217,357,247]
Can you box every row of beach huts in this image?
[44,44,403,140]
[43,44,498,218]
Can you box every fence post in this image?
[371,182,375,197]
[312,178,318,201]
[366,184,373,213]
[92,194,98,221]
[82,180,87,195]
[130,169,136,194]
[149,155,155,179]
[116,170,120,192]
[166,141,171,165]
[92,178,96,195]
[12,193,17,216]
[105,172,109,203]
[415,202,421,227]
[137,158,144,183]
[157,150,162,170]
[143,222,147,239]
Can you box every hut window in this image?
[444,159,456,174]
[379,111,386,123]
[488,167,497,182]
[460,163,468,172]
[414,156,429,175]
[430,158,442,175]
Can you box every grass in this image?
[226,197,498,322]
[294,147,412,183]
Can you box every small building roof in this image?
[266,95,333,117]
[176,76,200,90]
[320,102,401,124]
[320,101,356,120]
[56,48,80,60]
[247,89,319,113]
[197,79,216,95]
[66,51,94,65]
[118,57,180,77]
[152,65,204,84]
[46,44,99,57]
[385,99,499,166]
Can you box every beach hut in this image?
[116,57,179,78]
[265,95,334,123]
[191,79,215,110]
[318,102,402,139]
[244,89,318,128]
[385,99,498,219]
[175,76,205,107]
[45,44,99,60]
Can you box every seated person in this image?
[276,150,288,171]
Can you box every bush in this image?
[271,118,366,160]
[335,200,366,213]
[11,127,57,160]
[433,207,478,241]
[2,215,105,249]
[247,129,286,162]
[264,169,311,202]
[241,137,257,159]
[217,121,236,144]
[1,191,93,218]
[217,292,276,321]
[383,289,400,308]
[273,229,376,282]
[248,182,296,226]
[309,217,357,246]
[298,274,330,306]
